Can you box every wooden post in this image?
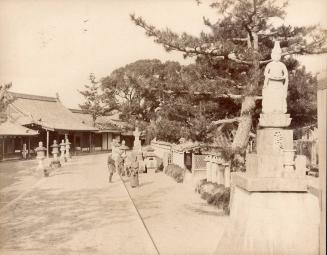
[73,133,76,156]
[89,133,92,153]
[1,137,4,161]
[28,136,31,159]
[106,133,109,150]
[1,136,5,160]
[46,130,49,158]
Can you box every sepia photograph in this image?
[0,0,326,254]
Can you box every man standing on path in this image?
[107,154,116,183]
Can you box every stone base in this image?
[138,160,146,173]
[50,160,61,168]
[232,172,307,192]
[215,185,320,255]
[259,113,291,127]
[147,167,156,174]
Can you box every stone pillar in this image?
[59,139,66,163]
[204,155,212,182]
[217,157,225,185]
[211,155,219,184]
[223,163,231,188]
[133,127,142,153]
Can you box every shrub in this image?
[195,179,231,214]
[156,158,164,172]
[164,164,185,183]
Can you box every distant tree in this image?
[101,59,239,142]
[79,73,115,125]
[131,0,327,158]
[0,82,13,123]
[286,59,317,128]
[101,59,166,124]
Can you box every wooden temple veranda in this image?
[0,92,127,161]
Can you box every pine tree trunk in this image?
[231,96,256,151]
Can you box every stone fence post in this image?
[204,155,212,182]
[223,162,231,188]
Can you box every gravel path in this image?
[0,154,158,255]
[126,171,228,255]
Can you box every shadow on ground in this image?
[0,186,132,250]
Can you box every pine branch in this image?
[211,117,241,125]
[130,14,253,65]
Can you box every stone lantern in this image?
[65,138,71,160]
[35,141,48,176]
[50,140,61,168]
[60,139,66,162]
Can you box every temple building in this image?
[0,118,38,160]
[69,109,122,151]
[2,92,104,160]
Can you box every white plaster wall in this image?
[172,151,184,169]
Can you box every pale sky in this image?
[0,0,327,108]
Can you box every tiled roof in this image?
[0,120,38,136]
[70,109,127,132]
[8,92,97,131]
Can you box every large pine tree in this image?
[131,0,326,155]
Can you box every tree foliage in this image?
[100,59,240,142]
[79,73,114,125]
[0,82,13,123]
[130,0,326,151]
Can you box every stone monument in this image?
[133,127,146,172]
[133,127,142,152]
[216,41,319,255]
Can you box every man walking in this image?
[107,154,116,183]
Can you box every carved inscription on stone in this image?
[273,131,284,152]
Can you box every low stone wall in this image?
[151,140,172,168]
[205,154,231,188]
[172,150,184,169]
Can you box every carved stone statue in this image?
[262,41,289,114]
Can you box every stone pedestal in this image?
[216,112,319,254]
[259,113,291,127]
[216,185,320,255]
